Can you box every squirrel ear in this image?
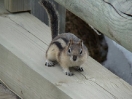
[69,39,73,44]
[68,39,73,47]
[79,40,83,47]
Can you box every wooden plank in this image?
[0,82,18,99]
[0,12,132,99]
[104,0,132,14]
[4,0,30,12]
[0,13,70,99]
[57,3,66,33]
[0,1,19,98]
[30,0,66,33]
[54,0,132,52]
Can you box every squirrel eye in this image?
[80,49,82,54]
[68,48,71,53]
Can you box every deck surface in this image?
[0,1,19,99]
[0,82,18,99]
[0,0,132,99]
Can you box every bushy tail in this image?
[39,0,59,39]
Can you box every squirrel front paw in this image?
[74,66,84,72]
[77,67,84,72]
[65,72,74,76]
[63,67,74,76]
[45,60,55,67]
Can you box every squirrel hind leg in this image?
[45,44,59,67]
[45,59,55,67]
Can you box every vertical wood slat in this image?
[4,0,30,12]
[30,0,66,33]
[4,0,66,33]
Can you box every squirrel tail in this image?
[39,0,59,39]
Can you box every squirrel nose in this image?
[73,55,77,61]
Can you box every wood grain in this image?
[4,0,30,12]
[0,12,132,99]
[0,82,17,99]
[54,0,132,52]
[0,1,19,99]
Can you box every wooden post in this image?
[4,0,30,12]
[54,0,132,52]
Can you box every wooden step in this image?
[0,1,132,98]
[0,12,132,99]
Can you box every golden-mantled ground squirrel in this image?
[40,0,88,76]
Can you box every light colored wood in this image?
[4,0,30,12]
[54,0,132,52]
[55,1,66,33]
[0,82,18,99]
[0,13,70,99]
[0,1,19,99]
[0,12,132,99]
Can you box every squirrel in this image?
[39,0,88,76]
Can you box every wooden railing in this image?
[54,0,132,52]
[1,0,132,99]
[5,0,132,52]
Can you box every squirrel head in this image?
[66,39,84,62]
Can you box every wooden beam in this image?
[4,0,30,12]
[0,12,132,99]
[54,0,132,52]
[0,81,18,99]
[0,13,70,99]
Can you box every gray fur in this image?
[52,33,80,42]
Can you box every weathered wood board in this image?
[0,1,20,98]
[0,82,18,99]
[0,12,132,99]
[4,0,30,12]
[54,0,132,52]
